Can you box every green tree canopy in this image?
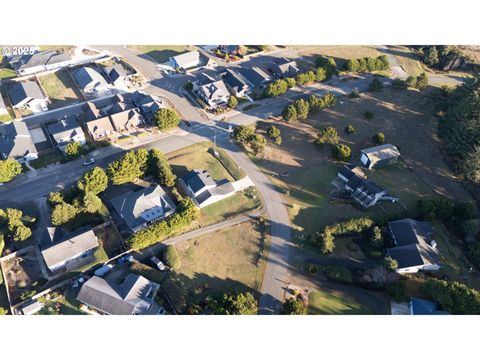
[147,149,176,187]
[78,167,108,195]
[282,298,307,315]
[82,192,102,213]
[295,98,310,120]
[232,125,255,143]
[51,202,79,226]
[283,104,298,122]
[153,108,181,130]
[65,142,82,158]
[163,244,181,270]
[0,159,22,183]
[108,149,149,185]
[216,292,258,315]
[228,96,238,109]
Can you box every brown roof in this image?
[86,116,114,140]
[109,108,144,132]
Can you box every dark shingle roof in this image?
[46,116,84,141]
[0,121,37,159]
[106,64,127,83]
[74,67,108,89]
[183,169,216,193]
[238,67,271,87]
[223,69,249,92]
[389,218,433,246]
[8,81,44,106]
[10,50,71,71]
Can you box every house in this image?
[387,218,441,274]
[86,116,115,141]
[360,144,401,169]
[46,116,86,149]
[135,94,165,122]
[7,81,48,112]
[76,272,162,315]
[79,101,106,124]
[40,226,99,272]
[182,169,237,208]
[0,121,38,163]
[334,166,388,208]
[269,57,300,78]
[195,79,230,108]
[109,108,144,133]
[170,50,205,71]
[105,64,127,87]
[222,69,250,97]
[237,67,272,90]
[111,185,176,232]
[409,298,449,315]
[73,67,109,94]
[0,95,8,116]
[218,45,242,55]
[9,50,73,76]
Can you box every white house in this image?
[46,116,86,150]
[7,81,49,113]
[170,50,208,71]
[74,67,109,94]
[9,49,74,76]
[195,78,230,108]
[0,121,38,163]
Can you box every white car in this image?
[83,158,95,166]
[151,256,166,271]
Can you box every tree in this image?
[285,77,296,88]
[82,192,102,213]
[370,226,384,248]
[385,281,406,302]
[415,72,428,90]
[314,67,327,82]
[163,244,181,270]
[384,256,398,272]
[249,134,267,155]
[267,125,281,139]
[232,125,255,143]
[369,77,383,92]
[345,58,360,72]
[153,108,180,130]
[228,96,238,109]
[108,149,149,185]
[78,167,108,195]
[282,298,307,315]
[295,99,310,120]
[345,125,355,134]
[65,141,82,158]
[405,75,417,88]
[148,149,176,187]
[315,56,337,77]
[5,208,23,232]
[315,127,340,148]
[373,132,385,145]
[283,104,298,122]
[319,229,335,254]
[0,159,22,183]
[332,143,351,161]
[48,191,64,206]
[216,292,258,315]
[422,279,480,314]
[0,307,7,315]
[423,46,439,67]
[263,79,288,97]
[51,203,79,225]
[364,111,374,119]
[13,224,32,241]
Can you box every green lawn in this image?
[308,289,372,315]
[37,70,82,109]
[128,45,194,63]
[0,67,16,80]
[37,291,87,315]
[0,112,14,123]
[30,152,63,169]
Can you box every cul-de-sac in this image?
[0,45,479,315]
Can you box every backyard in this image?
[37,70,83,109]
[308,288,372,315]
[128,45,195,64]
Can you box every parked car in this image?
[83,158,95,166]
[94,264,114,277]
[151,256,166,271]
[118,254,134,264]
[158,307,167,315]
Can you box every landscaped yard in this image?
[308,288,372,315]
[172,221,267,306]
[128,45,195,63]
[0,67,16,80]
[37,70,83,109]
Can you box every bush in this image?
[282,104,297,122]
[65,141,82,159]
[383,256,398,271]
[264,79,288,97]
[406,76,417,88]
[163,244,181,271]
[345,55,389,73]
[228,96,238,109]
[315,127,339,148]
[324,265,353,284]
[369,226,384,248]
[296,71,315,85]
[393,78,408,89]
[294,99,310,120]
[315,56,337,77]
[332,143,351,161]
[368,77,383,92]
[153,108,181,130]
[285,77,296,88]
[0,159,22,183]
[282,298,307,315]
[344,125,355,134]
[350,88,360,98]
[232,125,255,143]
[267,125,281,140]
[372,132,385,145]
[422,279,480,314]
[51,202,79,225]
[364,111,374,119]
[385,281,406,302]
[416,72,429,90]
[249,134,267,155]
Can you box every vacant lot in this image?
[37,70,83,108]
[252,87,472,238]
[128,45,195,64]
[308,288,371,315]
[293,45,381,67]
[173,221,266,305]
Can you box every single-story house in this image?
[222,69,250,97]
[111,185,176,232]
[237,67,272,90]
[40,226,99,273]
[335,166,388,208]
[76,272,162,315]
[269,57,300,78]
[46,116,86,149]
[182,169,237,208]
[7,81,48,112]
[360,144,401,169]
[86,116,115,141]
[109,108,144,133]
[0,121,38,163]
[105,64,127,87]
[409,297,449,315]
[0,95,8,116]
[387,218,441,274]
[195,79,230,108]
[9,49,73,76]
[73,67,109,94]
[170,50,206,71]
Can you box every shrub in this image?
[345,125,355,134]
[369,226,384,248]
[369,77,383,92]
[364,111,374,119]
[282,298,307,315]
[249,134,267,155]
[51,202,79,225]
[422,279,480,314]
[405,76,417,88]
[393,78,408,89]
[315,56,337,77]
[0,159,22,183]
[385,281,406,302]
[282,104,298,122]
[153,108,180,130]
[232,125,255,143]
[267,125,281,140]
[315,127,340,148]
[383,256,398,271]
[65,142,82,159]
[163,244,181,271]
[294,99,310,120]
[324,265,353,284]
[345,55,389,73]
[415,72,429,90]
[305,263,318,274]
[314,67,327,82]
[332,143,351,161]
[372,132,385,145]
[285,77,296,88]
[264,79,288,97]
[350,88,360,98]
[296,71,315,85]
[228,96,238,109]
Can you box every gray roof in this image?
[171,50,202,69]
[223,69,249,93]
[270,57,300,77]
[389,218,433,247]
[183,169,216,193]
[46,116,84,141]
[9,50,71,71]
[136,94,165,119]
[410,298,449,315]
[109,108,144,132]
[198,80,229,103]
[0,121,37,160]
[40,226,99,269]
[8,81,44,107]
[111,185,176,231]
[76,273,159,315]
[106,64,127,83]
[74,67,108,90]
[237,67,271,87]
[361,144,401,163]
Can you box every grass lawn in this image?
[128,45,194,63]
[173,221,266,305]
[0,112,14,123]
[308,289,372,315]
[0,67,16,80]
[37,291,87,315]
[294,45,381,67]
[30,152,63,169]
[167,142,234,182]
[37,70,82,109]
